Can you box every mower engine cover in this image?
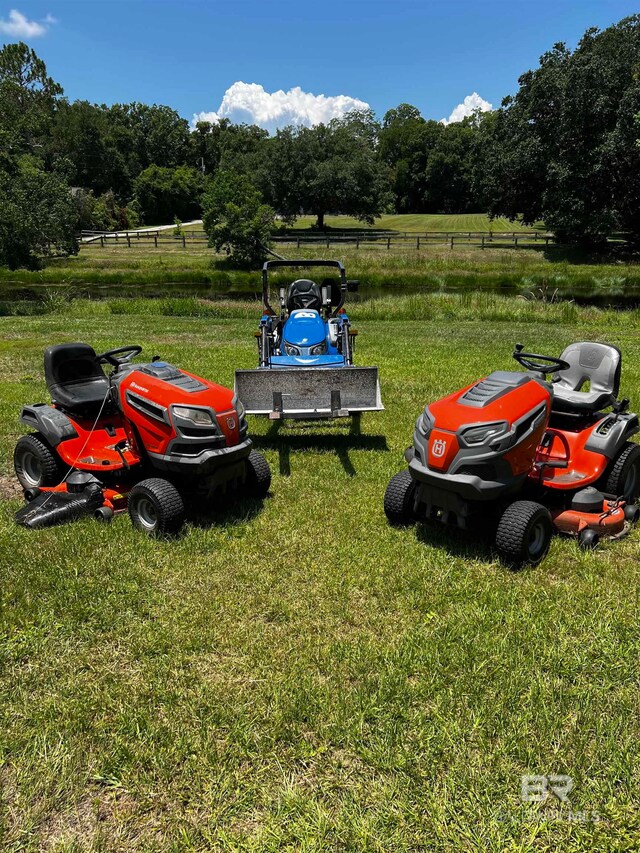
[112,360,251,473]
[409,370,551,499]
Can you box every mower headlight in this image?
[460,421,508,446]
[284,343,301,356]
[231,394,245,420]
[417,407,434,437]
[172,405,214,425]
[310,341,328,355]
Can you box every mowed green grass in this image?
[289,213,541,232]
[1,304,640,850]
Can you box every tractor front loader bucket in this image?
[235,366,383,419]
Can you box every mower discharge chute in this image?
[14,343,271,537]
[234,260,383,420]
[385,341,640,568]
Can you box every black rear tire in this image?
[128,478,185,538]
[384,470,417,526]
[601,442,640,501]
[245,450,271,498]
[495,500,552,568]
[14,433,63,490]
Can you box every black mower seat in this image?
[44,343,111,415]
[551,342,621,414]
[287,279,322,312]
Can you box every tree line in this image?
[1,14,640,267]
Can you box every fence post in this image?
[182,234,186,248]
[297,236,300,249]
[100,235,104,248]
[387,237,391,250]
[127,233,131,248]
[417,236,420,250]
[514,236,518,247]
[481,235,485,249]
[326,237,330,249]
[154,235,158,248]
[450,236,454,250]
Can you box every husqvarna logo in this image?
[432,438,447,458]
[226,417,236,430]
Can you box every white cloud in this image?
[441,92,492,125]
[192,81,369,133]
[0,9,56,38]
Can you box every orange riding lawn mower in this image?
[385,342,640,568]
[13,343,271,537]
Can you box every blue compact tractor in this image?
[235,260,383,420]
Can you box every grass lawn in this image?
[288,213,543,232]
[1,298,640,850]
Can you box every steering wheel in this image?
[512,344,570,376]
[96,345,142,368]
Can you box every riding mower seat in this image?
[44,343,112,416]
[551,342,621,415]
[287,279,322,312]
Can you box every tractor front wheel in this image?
[14,433,63,490]
[495,500,552,568]
[128,478,185,538]
[384,470,417,526]
[245,450,271,498]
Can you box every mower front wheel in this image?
[14,433,63,490]
[495,500,552,568]
[245,450,271,498]
[128,478,186,538]
[384,470,417,526]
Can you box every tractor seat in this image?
[287,279,322,312]
[551,342,621,414]
[44,343,112,416]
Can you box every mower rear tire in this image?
[14,433,63,490]
[245,450,271,498]
[128,478,185,538]
[495,500,552,568]
[578,528,599,551]
[601,442,640,501]
[384,470,417,526]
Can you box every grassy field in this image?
[288,213,541,232]
[141,215,538,234]
[1,294,640,850]
[1,242,639,304]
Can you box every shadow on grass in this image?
[252,418,388,477]
[413,519,495,563]
[189,493,269,530]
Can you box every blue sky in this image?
[1,0,638,128]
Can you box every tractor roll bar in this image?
[262,259,347,316]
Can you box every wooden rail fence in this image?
[80,229,555,250]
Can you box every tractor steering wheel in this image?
[512,344,570,376]
[96,345,142,368]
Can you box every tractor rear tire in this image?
[384,470,417,526]
[495,500,552,568]
[601,442,640,501]
[14,433,63,490]
[128,478,185,538]
[245,450,271,498]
